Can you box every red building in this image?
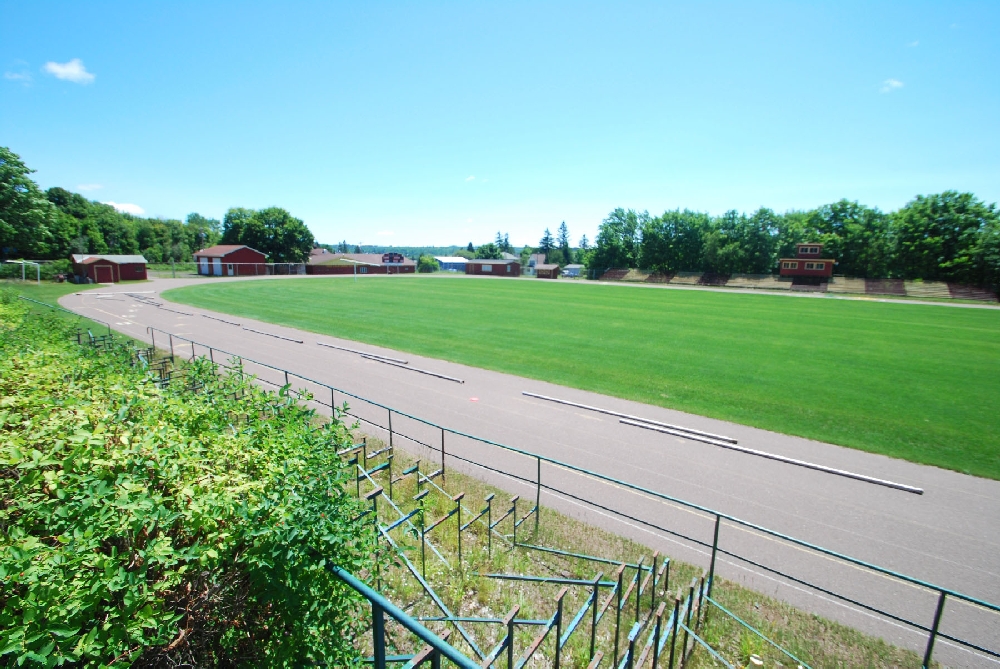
[465,259,521,276]
[535,263,561,279]
[71,254,148,283]
[306,252,416,274]
[778,244,835,281]
[194,245,268,276]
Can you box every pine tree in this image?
[557,222,571,265]
[538,228,555,256]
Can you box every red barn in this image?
[71,254,148,283]
[465,259,521,276]
[194,245,267,276]
[778,244,835,280]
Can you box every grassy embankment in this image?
[357,435,929,667]
[165,275,1000,479]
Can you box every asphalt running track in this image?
[61,276,1000,666]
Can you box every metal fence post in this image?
[652,601,666,669]
[590,573,602,659]
[707,514,721,598]
[440,428,446,483]
[615,565,624,663]
[372,601,386,669]
[923,591,947,668]
[388,409,393,449]
[191,340,195,361]
[487,494,494,557]
[209,347,214,364]
[455,493,465,569]
[555,589,567,669]
[168,334,174,362]
[505,606,519,669]
[535,456,541,535]
[668,597,680,669]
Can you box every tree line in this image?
[587,195,1000,289]
[0,147,315,265]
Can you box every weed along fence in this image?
[129,322,1000,667]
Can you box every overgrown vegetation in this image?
[0,301,374,666]
[358,437,928,668]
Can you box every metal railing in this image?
[102,322,998,666]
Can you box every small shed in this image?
[71,254,148,283]
[194,245,267,276]
[535,263,561,279]
[563,264,583,277]
[465,259,521,277]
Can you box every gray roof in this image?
[72,254,148,264]
[467,258,519,264]
[565,264,584,269]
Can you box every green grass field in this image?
[164,276,1000,479]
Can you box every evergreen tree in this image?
[557,222,571,265]
[538,228,555,256]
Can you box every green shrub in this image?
[0,304,376,667]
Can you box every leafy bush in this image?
[0,304,375,667]
[416,254,439,273]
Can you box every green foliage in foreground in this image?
[165,276,1000,479]
[0,302,373,667]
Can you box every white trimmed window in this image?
[805,262,815,269]
[815,262,825,270]
[782,261,798,269]
[483,264,492,272]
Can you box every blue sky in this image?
[2,2,998,247]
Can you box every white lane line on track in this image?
[622,418,924,495]
[522,391,737,443]
[360,355,465,384]
[316,340,408,364]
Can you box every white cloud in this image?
[376,230,394,237]
[880,78,904,93]
[465,175,475,181]
[4,71,31,82]
[103,201,144,215]
[907,40,919,47]
[43,58,95,84]
[77,183,102,191]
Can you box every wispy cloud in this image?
[43,58,95,84]
[880,78,904,93]
[103,201,144,215]
[4,71,31,83]
[376,230,394,237]
[77,183,102,191]
[465,175,475,182]
[907,40,919,47]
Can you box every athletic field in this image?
[164,276,1000,479]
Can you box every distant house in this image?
[194,245,267,276]
[465,259,521,277]
[524,253,546,276]
[778,243,835,282]
[434,256,468,272]
[535,263,561,279]
[501,252,518,260]
[563,264,583,278]
[71,254,147,283]
[307,252,416,275]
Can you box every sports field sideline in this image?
[164,275,1000,480]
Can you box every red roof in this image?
[194,244,262,257]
